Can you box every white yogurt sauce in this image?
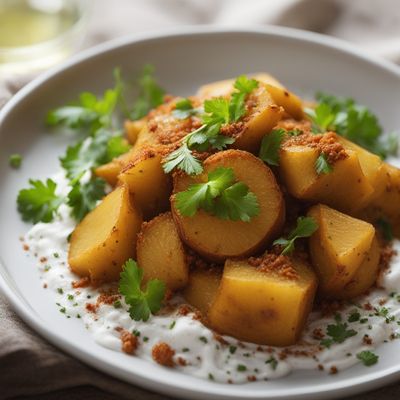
[23,172,400,383]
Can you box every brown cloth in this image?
[2,0,400,399]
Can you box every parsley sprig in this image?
[320,315,357,348]
[163,75,258,175]
[306,93,398,159]
[273,216,318,255]
[175,167,259,222]
[119,259,166,321]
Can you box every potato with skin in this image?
[280,145,374,214]
[172,150,285,262]
[137,212,188,291]
[118,151,171,220]
[308,204,378,298]
[208,256,317,346]
[183,268,222,315]
[69,185,142,283]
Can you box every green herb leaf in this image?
[274,216,318,255]
[67,178,106,221]
[259,129,286,166]
[106,135,131,160]
[119,259,166,322]
[357,350,379,366]
[315,153,333,175]
[229,75,258,122]
[172,98,199,119]
[17,179,63,223]
[162,142,203,175]
[130,64,165,120]
[203,98,230,125]
[175,167,259,222]
[9,153,22,169]
[321,320,357,348]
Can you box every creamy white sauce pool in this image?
[23,172,400,383]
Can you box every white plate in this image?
[1,26,400,400]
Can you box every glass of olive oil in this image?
[0,0,89,74]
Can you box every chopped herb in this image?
[67,294,74,301]
[199,336,208,344]
[265,357,278,370]
[172,98,199,119]
[113,300,122,309]
[182,347,190,352]
[17,179,64,223]
[130,64,165,120]
[320,320,357,348]
[44,265,51,272]
[374,307,395,323]
[132,329,141,337]
[57,288,64,295]
[315,153,333,175]
[208,373,215,381]
[360,318,368,324]
[259,129,285,166]
[119,259,166,322]
[169,321,176,330]
[53,252,59,258]
[237,364,247,372]
[376,218,394,241]
[357,350,379,366]
[77,314,81,319]
[9,154,22,169]
[273,216,318,255]
[229,345,237,354]
[348,310,361,323]
[143,336,149,342]
[175,167,259,222]
[59,307,66,314]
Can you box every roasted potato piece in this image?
[183,268,222,315]
[137,212,188,291]
[280,144,374,214]
[197,73,303,120]
[125,118,146,145]
[95,125,157,186]
[118,151,171,220]
[208,256,317,346]
[69,185,142,283]
[308,204,377,298]
[172,150,285,261]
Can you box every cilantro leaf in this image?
[229,76,258,122]
[47,69,122,134]
[130,64,165,120]
[9,153,22,169]
[67,178,106,221]
[233,75,259,94]
[357,350,379,367]
[274,216,318,255]
[203,98,230,125]
[376,218,393,241]
[172,98,200,120]
[119,259,166,321]
[175,167,259,222]
[106,135,131,160]
[17,179,63,223]
[259,129,285,166]
[321,320,357,348]
[315,153,333,175]
[162,143,203,175]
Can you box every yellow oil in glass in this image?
[0,0,80,47]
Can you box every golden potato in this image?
[280,144,374,214]
[208,255,317,346]
[125,118,146,145]
[95,125,157,186]
[308,204,377,298]
[118,151,171,220]
[183,268,222,315]
[137,212,188,291]
[69,185,142,283]
[172,150,285,261]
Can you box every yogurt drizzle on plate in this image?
[23,172,400,384]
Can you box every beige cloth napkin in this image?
[2,0,400,399]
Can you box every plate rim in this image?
[1,25,400,400]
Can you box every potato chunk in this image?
[172,150,285,261]
[137,212,188,291]
[69,185,142,283]
[308,204,377,298]
[280,144,373,214]
[118,151,171,220]
[208,256,317,346]
[183,268,222,315]
[125,118,146,145]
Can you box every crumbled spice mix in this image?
[152,342,175,367]
[249,253,299,280]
